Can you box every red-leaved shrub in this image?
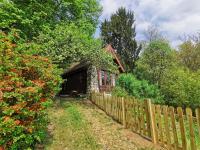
[0,32,62,149]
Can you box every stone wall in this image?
[87,65,99,94]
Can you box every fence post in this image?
[177,107,187,150]
[103,92,106,111]
[146,99,157,144]
[186,108,197,150]
[122,97,126,128]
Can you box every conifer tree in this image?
[101,7,142,72]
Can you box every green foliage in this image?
[178,38,200,72]
[160,67,200,109]
[0,0,115,149]
[0,0,111,71]
[135,40,175,86]
[36,23,116,70]
[45,101,100,150]
[135,40,200,109]
[116,74,164,104]
[0,32,62,149]
[112,86,129,98]
[101,7,142,72]
[0,0,101,39]
[0,0,55,39]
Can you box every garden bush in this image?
[0,32,62,149]
[160,67,200,109]
[112,86,129,98]
[116,74,164,103]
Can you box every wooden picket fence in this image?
[90,92,200,150]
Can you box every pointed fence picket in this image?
[90,92,200,150]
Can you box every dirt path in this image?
[78,100,162,150]
[41,99,163,150]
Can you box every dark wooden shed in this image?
[60,62,89,95]
[59,45,125,96]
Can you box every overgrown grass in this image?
[44,100,100,150]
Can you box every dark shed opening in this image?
[60,64,88,95]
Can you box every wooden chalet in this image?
[60,44,125,96]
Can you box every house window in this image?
[106,72,111,85]
[100,70,112,86]
[101,71,105,85]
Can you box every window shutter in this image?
[112,74,116,86]
[98,70,102,86]
[104,71,107,85]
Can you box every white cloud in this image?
[100,0,138,20]
[98,0,200,48]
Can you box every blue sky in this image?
[95,0,200,48]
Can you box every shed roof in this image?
[105,44,125,72]
[63,45,125,75]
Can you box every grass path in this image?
[42,98,163,150]
[43,99,100,150]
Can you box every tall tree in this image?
[178,33,200,72]
[100,7,141,72]
[135,40,175,86]
[0,0,101,39]
[0,0,115,71]
[35,23,116,70]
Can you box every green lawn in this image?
[43,100,101,150]
[39,99,160,150]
